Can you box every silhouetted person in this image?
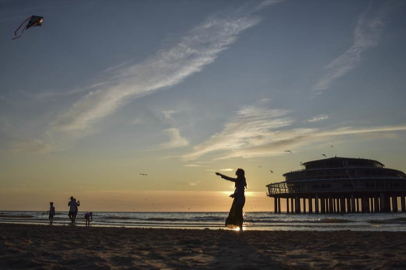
[74,198,80,220]
[215,168,247,231]
[85,212,92,227]
[48,202,55,225]
[68,196,79,223]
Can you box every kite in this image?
[12,15,44,40]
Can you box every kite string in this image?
[12,16,31,40]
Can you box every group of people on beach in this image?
[45,168,246,230]
[47,197,92,226]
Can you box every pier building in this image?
[266,157,406,214]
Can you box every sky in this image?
[1,0,406,212]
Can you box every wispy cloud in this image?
[183,104,406,161]
[10,139,52,154]
[183,106,293,160]
[189,181,201,187]
[158,128,189,150]
[256,0,284,11]
[206,168,234,172]
[313,2,397,91]
[184,164,201,167]
[33,82,112,100]
[305,114,328,123]
[42,3,278,150]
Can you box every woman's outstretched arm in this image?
[215,172,236,182]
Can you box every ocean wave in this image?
[0,214,33,219]
[244,217,352,224]
[105,216,131,220]
[103,216,225,222]
[145,218,184,221]
[369,218,406,224]
[192,216,225,221]
[317,218,352,223]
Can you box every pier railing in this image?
[267,178,406,196]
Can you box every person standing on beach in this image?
[48,202,55,225]
[68,197,79,223]
[215,168,247,231]
[84,212,92,227]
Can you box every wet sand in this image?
[1,224,406,269]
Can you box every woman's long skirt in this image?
[225,197,245,228]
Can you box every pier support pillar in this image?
[295,196,300,214]
[381,193,390,213]
[340,197,346,213]
[308,197,313,213]
[351,194,355,213]
[291,198,294,213]
[401,196,406,213]
[286,198,290,214]
[356,198,361,213]
[315,195,319,214]
[274,197,278,214]
[362,195,368,213]
[374,196,379,213]
[392,195,398,213]
[321,197,325,214]
[303,198,306,214]
[329,197,333,213]
[278,198,281,214]
[336,198,339,213]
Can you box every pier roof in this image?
[301,157,384,169]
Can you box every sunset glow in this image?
[1,0,406,212]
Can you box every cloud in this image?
[256,0,284,11]
[189,181,201,187]
[32,82,112,100]
[183,106,293,160]
[158,128,189,149]
[184,164,201,167]
[205,168,234,172]
[313,2,397,91]
[305,114,328,123]
[132,116,143,125]
[43,4,274,149]
[10,139,52,154]
[162,110,177,120]
[183,104,406,161]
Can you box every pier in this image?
[266,157,406,214]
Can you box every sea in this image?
[1,211,406,231]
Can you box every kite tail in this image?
[12,16,31,40]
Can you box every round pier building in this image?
[266,157,406,214]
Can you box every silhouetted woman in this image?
[216,168,247,231]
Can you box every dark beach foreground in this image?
[1,224,406,270]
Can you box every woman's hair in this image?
[236,168,247,188]
[236,168,245,177]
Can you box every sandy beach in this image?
[1,224,406,269]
